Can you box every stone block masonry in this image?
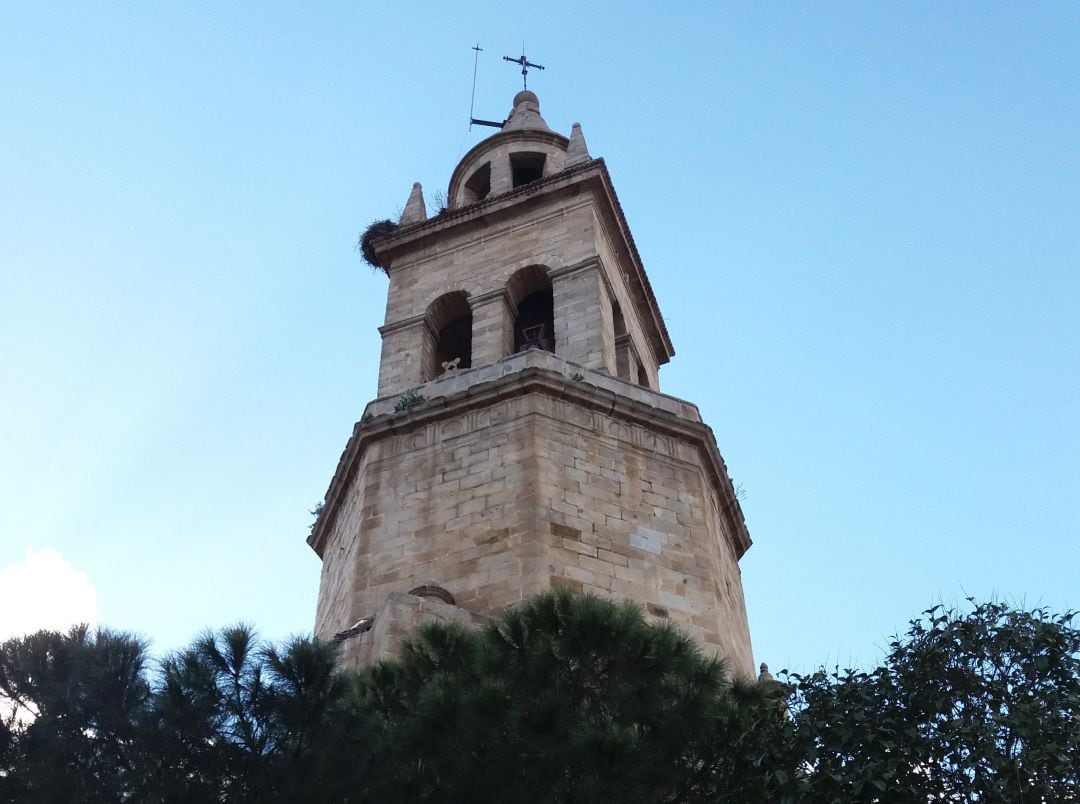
[312,356,754,678]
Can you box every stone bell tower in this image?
[308,90,755,677]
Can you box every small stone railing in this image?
[363,349,703,424]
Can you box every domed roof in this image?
[447,91,574,209]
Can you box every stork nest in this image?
[358,219,399,271]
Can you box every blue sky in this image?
[1,2,1077,673]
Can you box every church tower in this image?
[308,90,755,677]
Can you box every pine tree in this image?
[349,588,794,803]
[0,625,149,802]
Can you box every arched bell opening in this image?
[612,298,632,382]
[426,291,473,380]
[507,266,554,354]
[510,151,546,188]
[612,299,626,338]
[462,162,491,205]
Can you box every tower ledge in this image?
[309,349,750,562]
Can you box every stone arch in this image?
[611,297,642,384]
[506,253,566,277]
[506,265,555,353]
[612,298,626,337]
[425,290,472,379]
[462,161,492,204]
[407,583,456,605]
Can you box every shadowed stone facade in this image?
[309,91,756,677]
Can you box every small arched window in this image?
[426,291,472,379]
[507,266,554,354]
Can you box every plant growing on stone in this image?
[308,501,324,535]
[431,189,448,215]
[393,389,425,412]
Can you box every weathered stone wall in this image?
[592,207,662,389]
[341,592,491,667]
[315,397,548,640]
[376,191,663,398]
[529,393,753,676]
[382,199,593,326]
[315,448,371,642]
[313,364,754,678]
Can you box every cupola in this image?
[448,91,578,207]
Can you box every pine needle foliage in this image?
[348,588,794,803]
[0,625,149,802]
[0,624,351,803]
[139,626,349,802]
[1,594,1076,802]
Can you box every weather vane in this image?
[503,47,544,90]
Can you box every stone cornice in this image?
[549,255,604,285]
[309,355,750,562]
[373,161,595,257]
[377,312,436,340]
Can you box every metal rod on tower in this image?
[468,43,483,131]
[468,43,507,129]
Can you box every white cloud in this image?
[0,547,99,641]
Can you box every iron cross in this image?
[503,49,544,89]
